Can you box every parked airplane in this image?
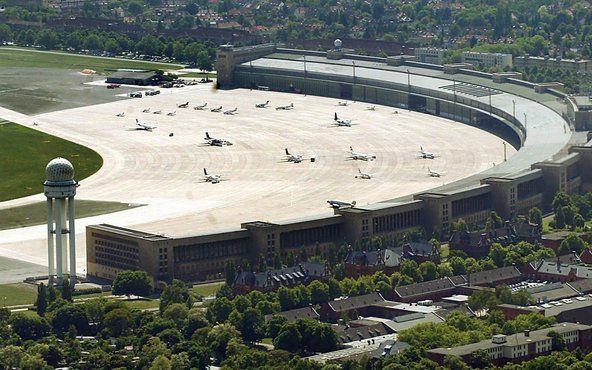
[427,167,442,177]
[276,103,294,110]
[194,103,208,110]
[333,113,353,127]
[167,111,176,116]
[355,168,373,179]
[134,119,157,131]
[223,108,238,115]
[210,106,223,113]
[153,109,162,115]
[327,200,356,208]
[284,148,303,163]
[177,102,189,108]
[256,101,270,108]
[142,108,151,113]
[348,146,376,161]
[204,132,232,146]
[203,168,222,184]
[419,146,437,159]
[366,105,376,111]
[116,112,125,117]
[338,101,349,106]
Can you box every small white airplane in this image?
[167,111,176,116]
[210,106,223,113]
[116,112,125,117]
[366,106,376,111]
[142,108,151,113]
[428,167,442,177]
[338,101,349,106]
[276,103,294,110]
[333,113,353,127]
[204,132,232,146]
[256,101,270,108]
[419,146,437,159]
[32,121,39,126]
[284,148,303,163]
[348,147,376,161]
[327,200,356,208]
[177,102,189,108]
[134,118,157,131]
[153,109,162,115]
[355,168,372,179]
[203,168,222,184]
[223,108,238,115]
[194,103,208,110]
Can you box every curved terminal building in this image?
[87,43,592,284]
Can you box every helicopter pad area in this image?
[0,84,514,270]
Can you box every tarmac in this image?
[0,84,513,275]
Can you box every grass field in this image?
[0,121,103,201]
[191,281,224,297]
[0,283,38,306]
[0,47,183,74]
[0,200,141,230]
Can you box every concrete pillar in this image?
[68,197,76,283]
[46,198,55,278]
[55,198,63,281]
[60,198,68,275]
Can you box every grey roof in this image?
[345,249,401,267]
[394,277,456,298]
[235,261,326,288]
[466,266,522,286]
[335,322,391,343]
[264,306,320,322]
[107,71,157,80]
[568,279,592,294]
[534,261,592,278]
[530,283,579,302]
[327,292,385,312]
[372,340,411,358]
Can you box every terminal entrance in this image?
[340,84,353,99]
[408,94,427,112]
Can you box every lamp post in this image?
[524,113,528,129]
[512,99,516,119]
[407,69,411,110]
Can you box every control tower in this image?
[44,157,78,285]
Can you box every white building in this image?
[414,48,446,65]
[461,51,513,69]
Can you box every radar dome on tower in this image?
[45,157,74,182]
[334,39,342,49]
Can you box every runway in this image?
[0,84,515,272]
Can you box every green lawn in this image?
[0,47,183,74]
[0,283,38,307]
[0,200,141,231]
[0,121,103,201]
[191,282,224,297]
[178,72,217,78]
[124,299,160,310]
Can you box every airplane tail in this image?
[285,148,290,155]
[358,168,362,174]
[351,201,356,207]
[420,146,424,151]
[290,103,293,107]
[334,112,338,121]
[205,132,211,139]
[204,168,208,175]
[350,146,353,151]
[136,118,139,123]
[266,100,269,104]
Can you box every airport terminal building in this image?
[87,43,592,284]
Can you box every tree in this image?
[163,303,189,328]
[237,307,265,342]
[112,270,152,297]
[529,207,543,228]
[0,24,12,43]
[9,313,51,340]
[208,297,233,323]
[548,330,566,351]
[419,261,439,281]
[197,50,213,74]
[150,355,171,370]
[128,0,143,15]
[454,219,468,232]
[308,280,330,304]
[468,349,491,369]
[103,307,132,337]
[160,280,191,312]
[0,346,24,369]
[266,315,288,338]
[36,29,58,50]
[36,283,47,316]
[225,260,236,285]
[61,278,72,302]
[273,322,302,352]
[50,304,89,337]
[559,233,587,255]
